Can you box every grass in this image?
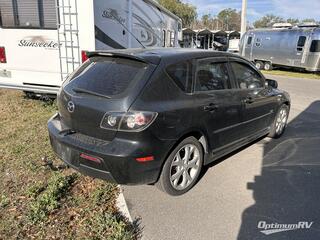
[0,90,137,239]
[28,173,78,224]
[262,69,320,80]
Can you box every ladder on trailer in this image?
[56,0,81,81]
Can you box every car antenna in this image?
[109,12,146,49]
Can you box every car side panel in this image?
[193,90,243,151]
[227,58,279,136]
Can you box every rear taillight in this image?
[100,111,158,132]
[0,47,7,63]
[81,50,88,63]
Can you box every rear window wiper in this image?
[72,87,111,99]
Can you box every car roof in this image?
[88,48,243,65]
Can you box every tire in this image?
[156,137,204,196]
[264,62,273,71]
[255,61,264,70]
[268,104,289,138]
[24,91,36,99]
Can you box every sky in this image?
[183,0,320,24]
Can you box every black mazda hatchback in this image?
[48,48,290,195]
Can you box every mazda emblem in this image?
[67,101,75,113]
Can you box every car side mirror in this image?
[266,79,278,89]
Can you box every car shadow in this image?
[237,101,320,239]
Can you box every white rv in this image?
[0,0,182,95]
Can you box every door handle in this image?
[244,96,255,104]
[203,103,219,112]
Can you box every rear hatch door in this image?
[58,55,155,141]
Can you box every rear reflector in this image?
[80,153,102,164]
[0,47,6,63]
[81,50,88,63]
[136,156,155,162]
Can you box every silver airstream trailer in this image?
[239,24,320,72]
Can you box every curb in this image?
[116,185,133,222]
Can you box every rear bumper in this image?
[0,68,61,94]
[0,82,60,94]
[48,113,175,185]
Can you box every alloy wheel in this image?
[169,144,201,191]
[276,108,288,135]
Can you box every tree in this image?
[286,18,299,25]
[253,14,285,28]
[301,18,320,25]
[158,0,197,27]
[217,8,241,31]
[201,14,211,27]
[301,18,316,23]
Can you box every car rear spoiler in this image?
[86,51,161,65]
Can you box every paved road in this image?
[122,75,320,240]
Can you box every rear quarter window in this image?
[68,57,148,97]
[166,61,193,92]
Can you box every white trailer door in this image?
[0,0,61,91]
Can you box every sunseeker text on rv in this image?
[18,40,59,49]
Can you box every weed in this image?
[28,173,78,223]
[26,181,46,199]
[0,194,9,208]
[91,183,118,206]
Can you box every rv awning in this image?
[183,28,196,34]
[227,31,240,39]
[197,29,212,35]
[211,30,227,36]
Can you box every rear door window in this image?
[68,57,148,97]
[195,60,230,92]
[310,40,320,52]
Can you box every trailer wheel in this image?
[264,62,273,71]
[255,61,264,70]
[24,91,37,99]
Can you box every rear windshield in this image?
[68,57,148,97]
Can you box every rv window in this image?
[255,38,261,47]
[163,30,166,47]
[310,40,320,52]
[230,62,264,90]
[68,57,148,97]
[247,37,252,45]
[166,61,193,92]
[178,22,182,32]
[0,0,57,29]
[297,36,307,47]
[170,31,175,47]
